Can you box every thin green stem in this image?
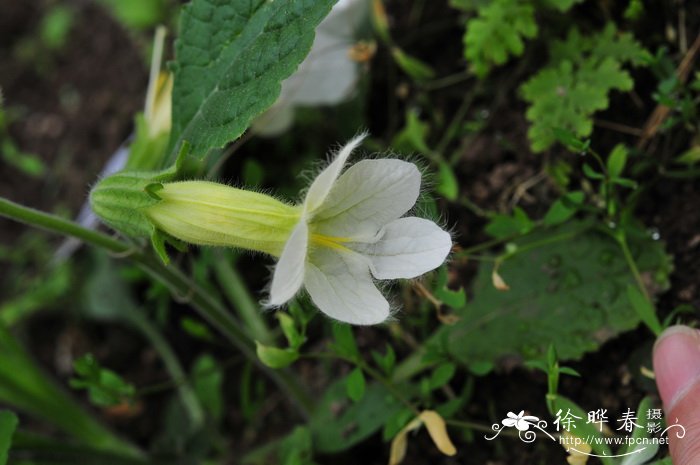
[129,311,205,428]
[213,252,274,345]
[618,234,652,302]
[0,197,313,417]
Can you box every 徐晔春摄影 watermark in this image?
[484,407,685,459]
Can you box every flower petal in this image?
[311,159,421,240]
[268,221,308,306]
[304,133,367,214]
[304,247,389,325]
[354,217,451,279]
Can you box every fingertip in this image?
[653,325,700,411]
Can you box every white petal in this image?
[251,102,295,137]
[355,217,451,280]
[304,247,389,325]
[268,221,308,306]
[311,159,421,240]
[304,134,367,214]
[279,31,358,106]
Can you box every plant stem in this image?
[618,233,652,302]
[0,197,313,417]
[213,251,274,345]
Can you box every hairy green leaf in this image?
[441,220,671,371]
[168,0,336,163]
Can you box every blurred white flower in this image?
[268,134,452,325]
[253,0,369,136]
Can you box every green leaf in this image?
[310,380,402,453]
[551,127,589,153]
[543,191,585,226]
[436,162,459,201]
[607,144,629,179]
[40,6,74,50]
[70,354,136,407]
[392,109,431,155]
[582,163,604,180]
[0,411,18,465]
[277,312,305,349]
[278,426,314,465]
[521,25,647,152]
[168,0,336,163]
[96,0,165,29]
[331,324,359,360]
[429,363,456,390]
[255,342,299,369]
[541,0,584,12]
[626,285,662,336]
[371,344,396,376]
[433,265,467,309]
[463,0,537,77]
[391,47,436,81]
[345,368,366,402]
[440,220,671,372]
[485,207,533,238]
[674,146,700,165]
[192,355,224,423]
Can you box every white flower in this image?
[267,134,452,325]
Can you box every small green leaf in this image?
[582,163,604,180]
[436,162,459,201]
[485,207,533,238]
[607,144,628,179]
[552,128,590,153]
[463,0,538,77]
[277,312,305,349]
[371,344,396,376]
[559,367,581,377]
[0,411,18,465]
[429,363,456,390]
[391,47,436,81]
[626,285,662,336]
[255,342,299,369]
[346,368,366,402]
[70,354,135,407]
[192,355,224,423]
[331,324,359,360]
[543,191,585,226]
[180,317,215,342]
[674,146,700,165]
[392,110,431,155]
